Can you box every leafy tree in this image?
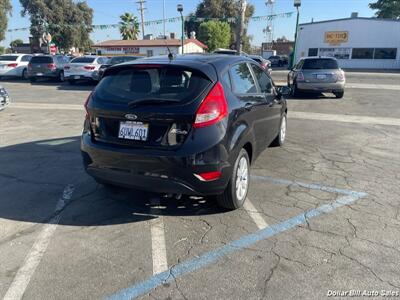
[0,46,5,54]
[10,39,24,47]
[369,0,400,19]
[19,0,93,51]
[185,0,255,52]
[198,20,231,52]
[0,0,12,42]
[119,13,140,40]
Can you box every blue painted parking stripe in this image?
[106,180,367,300]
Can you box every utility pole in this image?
[235,0,247,53]
[163,0,166,38]
[136,0,146,39]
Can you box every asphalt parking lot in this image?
[1,71,400,300]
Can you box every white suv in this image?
[0,54,33,80]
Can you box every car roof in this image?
[0,53,25,56]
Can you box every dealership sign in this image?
[324,31,348,45]
[101,47,140,54]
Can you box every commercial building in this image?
[294,16,400,69]
[93,38,207,57]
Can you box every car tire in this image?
[334,90,344,98]
[270,113,287,147]
[216,148,250,210]
[59,71,65,82]
[68,79,76,85]
[22,69,28,80]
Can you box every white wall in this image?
[295,19,400,69]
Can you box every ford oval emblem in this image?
[125,114,137,120]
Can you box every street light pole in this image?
[177,4,184,54]
[291,0,301,68]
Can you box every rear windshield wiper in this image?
[128,98,180,107]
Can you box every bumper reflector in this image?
[194,171,222,181]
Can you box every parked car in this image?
[27,55,69,82]
[98,55,142,79]
[268,55,286,67]
[0,54,32,80]
[81,54,290,209]
[0,85,10,110]
[287,56,345,98]
[64,56,109,84]
[248,55,272,75]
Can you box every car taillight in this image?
[297,71,305,81]
[84,92,92,119]
[47,63,56,70]
[84,65,95,70]
[337,71,345,82]
[64,65,70,70]
[7,63,18,68]
[193,81,228,128]
[194,171,222,181]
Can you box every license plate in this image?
[118,121,148,141]
[37,73,43,76]
[74,75,80,79]
[317,74,327,80]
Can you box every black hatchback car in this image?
[81,55,289,209]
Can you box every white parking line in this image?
[243,198,269,229]
[149,197,168,275]
[3,185,75,300]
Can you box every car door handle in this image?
[244,103,253,111]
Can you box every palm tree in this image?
[119,13,140,40]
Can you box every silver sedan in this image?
[288,57,345,98]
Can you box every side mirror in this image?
[276,86,291,96]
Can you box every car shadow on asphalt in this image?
[56,81,97,91]
[0,136,224,227]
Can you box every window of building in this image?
[374,48,397,59]
[230,63,258,94]
[352,48,374,59]
[308,48,318,56]
[147,50,153,57]
[319,48,350,59]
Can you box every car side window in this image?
[251,64,272,94]
[21,55,32,62]
[295,60,304,70]
[230,63,258,94]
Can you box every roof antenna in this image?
[164,37,174,61]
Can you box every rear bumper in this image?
[297,81,345,92]
[27,70,58,78]
[81,133,232,195]
[0,69,20,77]
[65,71,99,81]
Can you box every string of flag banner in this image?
[6,12,294,32]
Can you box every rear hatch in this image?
[302,59,340,83]
[67,57,97,75]
[88,64,212,149]
[29,56,54,74]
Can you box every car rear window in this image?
[110,56,140,65]
[302,59,339,69]
[30,56,53,63]
[71,57,95,63]
[0,56,18,61]
[252,58,261,63]
[94,66,211,105]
